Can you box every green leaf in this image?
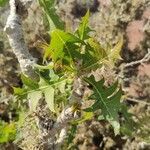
[81,44,103,72]
[49,69,59,81]
[15,71,69,112]
[120,104,135,136]
[13,87,26,95]
[43,86,55,112]
[57,80,66,93]
[0,0,8,7]
[44,29,82,61]
[13,87,27,100]
[67,125,77,148]
[39,0,64,30]
[84,75,123,135]
[72,112,93,124]
[38,76,49,87]
[0,121,16,143]
[21,74,39,89]
[88,38,107,60]
[78,38,110,73]
[34,62,54,70]
[76,10,91,40]
[28,91,42,112]
[108,36,123,63]
[80,37,123,72]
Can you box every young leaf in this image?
[44,29,82,61]
[81,44,103,72]
[49,69,59,81]
[21,74,39,89]
[38,76,49,87]
[13,87,27,95]
[80,37,123,73]
[108,36,123,63]
[28,91,42,112]
[57,80,66,93]
[88,38,107,60]
[34,62,54,70]
[39,0,64,30]
[76,10,91,40]
[0,121,16,143]
[72,112,93,124]
[0,0,8,7]
[84,75,123,135]
[43,86,55,112]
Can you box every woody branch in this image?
[4,0,84,149]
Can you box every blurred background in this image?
[0,0,150,149]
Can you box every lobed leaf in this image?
[13,87,27,96]
[108,36,123,63]
[88,38,107,60]
[34,62,54,70]
[28,91,42,112]
[81,43,103,73]
[39,0,64,30]
[80,37,123,73]
[44,29,82,61]
[84,75,123,135]
[21,74,39,89]
[43,86,55,112]
[76,10,91,40]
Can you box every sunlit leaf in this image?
[108,36,123,63]
[28,91,42,112]
[44,29,82,61]
[34,62,54,70]
[84,75,122,135]
[0,0,8,7]
[39,0,64,30]
[80,37,123,72]
[43,86,55,112]
[57,80,66,93]
[0,121,16,143]
[49,69,59,81]
[88,38,107,60]
[76,10,92,40]
[72,112,93,124]
[13,87,26,95]
[38,76,49,87]
[21,74,39,89]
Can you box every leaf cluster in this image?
[14,71,72,113]
[14,10,133,137]
[43,11,123,76]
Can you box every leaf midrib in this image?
[55,31,77,69]
[16,79,67,96]
[86,78,112,117]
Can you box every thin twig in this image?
[124,49,150,68]
[125,97,150,106]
